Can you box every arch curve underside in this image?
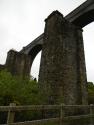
[28,44,42,69]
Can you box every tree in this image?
[0,70,41,106]
[0,70,44,123]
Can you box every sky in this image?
[0,0,94,82]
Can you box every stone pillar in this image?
[76,30,88,105]
[6,49,31,78]
[39,11,88,105]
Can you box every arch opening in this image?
[28,44,42,80]
[30,51,42,81]
[83,22,94,83]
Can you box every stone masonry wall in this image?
[38,11,88,105]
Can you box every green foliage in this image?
[1,70,94,124]
[0,70,94,106]
[0,69,41,106]
[0,70,44,123]
[88,82,94,104]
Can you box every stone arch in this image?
[72,9,94,28]
[28,44,42,75]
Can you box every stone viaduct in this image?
[1,0,94,105]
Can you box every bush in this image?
[0,70,41,106]
[0,70,43,123]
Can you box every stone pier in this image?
[38,11,88,105]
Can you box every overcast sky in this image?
[0,0,94,82]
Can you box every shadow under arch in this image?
[28,44,42,76]
[72,9,94,28]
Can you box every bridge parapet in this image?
[65,0,94,27]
